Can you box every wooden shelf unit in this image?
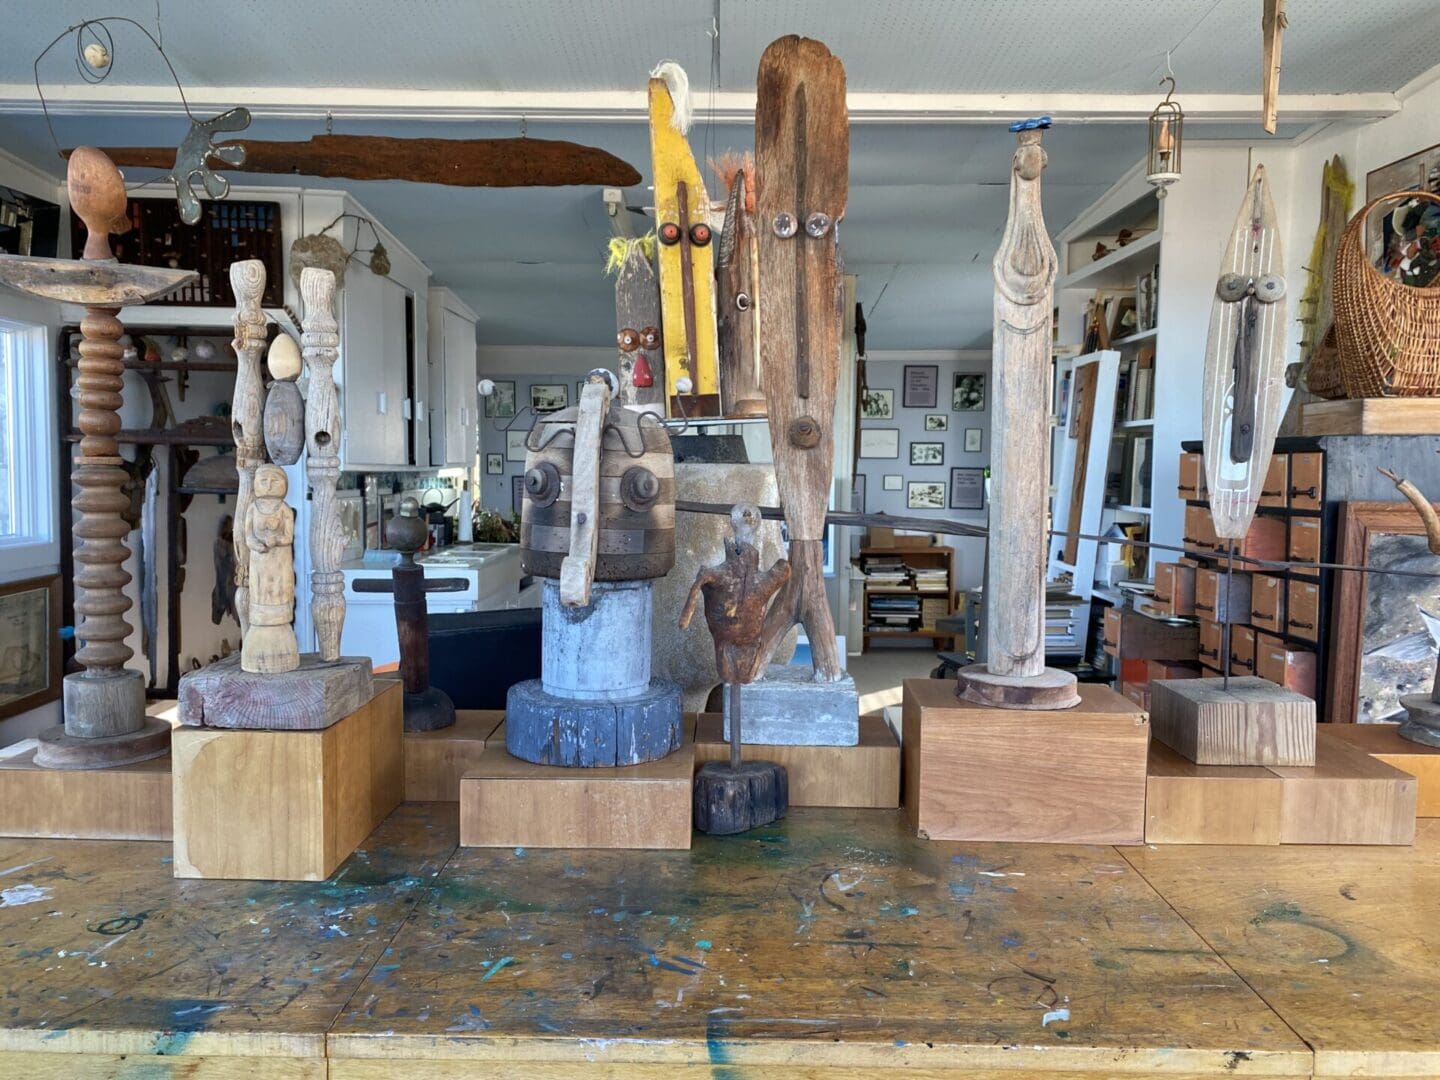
[859,545,956,649]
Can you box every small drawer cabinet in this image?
[1249,574,1286,633]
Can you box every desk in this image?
[1,806,1435,1077]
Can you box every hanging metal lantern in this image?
[1147,76,1183,196]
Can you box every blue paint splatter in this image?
[951,853,980,867]
[898,905,919,917]
[481,956,514,981]
[514,847,526,857]
[159,857,173,864]
[561,952,574,960]
[611,911,628,922]
[1000,933,1022,949]
[949,881,975,898]
[706,1015,743,1080]
[1042,1007,1070,1028]
[696,940,712,951]
[370,963,401,981]
[366,915,379,927]
[152,1031,194,1055]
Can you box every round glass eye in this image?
[639,326,661,348]
[805,211,832,237]
[618,328,641,351]
[658,221,682,245]
[1254,273,1287,303]
[1216,273,1250,302]
[773,212,798,238]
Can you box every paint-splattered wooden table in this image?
[3,806,1437,1077]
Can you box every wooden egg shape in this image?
[267,332,303,381]
[263,380,305,465]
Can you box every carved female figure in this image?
[240,464,299,674]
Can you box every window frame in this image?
[0,315,58,579]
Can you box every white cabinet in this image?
[427,288,479,468]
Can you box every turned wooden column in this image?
[230,259,267,637]
[301,268,345,659]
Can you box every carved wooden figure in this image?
[0,146,193,767]
[612,238,664,411]
[240,464,299,675]
[753,35,848,682]
[955,121,1080,711]
[716,157,766,418]
[302,268,345,660]
[230,259,268,636]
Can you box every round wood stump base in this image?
[403,687,456,733]
[34,717,171,770]
[1399,695,1440,748]
[955,663,1081,710]
[693,761,789,835]
[505,678,684,767]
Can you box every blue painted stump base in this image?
[505,679,684,767]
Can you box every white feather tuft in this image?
[649,60,693,134]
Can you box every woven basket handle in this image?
[1351,189,1440,291]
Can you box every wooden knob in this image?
[67,147,129,261]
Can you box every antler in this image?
[1380,455,1440,555]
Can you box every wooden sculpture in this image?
[716,156,767,418]
[1381,458,1440,747]
[230,260,268,635]
[682,504,791,834]
[1203,166,1287,542]
[302,267,345,660]
[649,62,721,417]
[263,332,305,465]
[611,237,665,411]
[752,35,848,682]
[0,146,193,767]
[1262,0,1288,135]
[240,465,299,674]
[956,120,1080,711]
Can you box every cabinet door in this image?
[342,273,408,468]
[444,307,476,466]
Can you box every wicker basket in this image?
[1333,190,1440,398]
[1303,322,1346,399]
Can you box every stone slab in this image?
[506,678,683,766]
[178,653,375,731]
[722,664,859,746]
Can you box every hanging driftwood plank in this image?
[613,240,665,410]
[716,163,766,418]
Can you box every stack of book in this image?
[861,555,908,589]
[868,594,921,633]
[912,567,949,593]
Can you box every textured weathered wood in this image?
[379,501,457,732]
[1060,358,1099,565]
[1302,396,1440,435]
[558,378,611,607]
[262,379,305,465]
[716,166,766,418]
[0,254,195,306]
[178,652,375,730]
[85,133,642,188]
[1262,0,1287,134]
[173,681,402,880]
[693,759,787,834]
[302,268,345,660]
[693,711,898,806]
[954,662,1081,709]
[1269,728,1416,845]
[0,743,172,839]
[902,677,1149,843]
[1203,166,1288,539]
[403,710,502,801]
[230,259,268,637]
[67,145,130,260]
[754,36,848,682]
[34,717,171,769]
[614,240,664,409]
[1144,739,1284,845]
[1326,720,1440,816]
[1151,676,1316,766]
[240,465,300,674]
[462,721,694,849]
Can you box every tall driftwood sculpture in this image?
[302,267,345,659]
[610,237,665,411]
[753,35,848,683]
[0,147,193,767]
[716,157,766,418]
[230,260,267,636]
[240,465,299,674]
[955,121,1080,711]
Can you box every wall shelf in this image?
[1057,231,1161,290]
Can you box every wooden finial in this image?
[67,147,130,261]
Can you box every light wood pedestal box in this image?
[1145,741,1284,845]
[403,710,503,801]
[460,719,696,850]
[0,745,173,840]
[693,712,899,808]
[1326,722,1440,816]
[1150,676,1315,766]
[171,682,403,881]
[901,678,1149,844]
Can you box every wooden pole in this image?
[230,260,267,637]
[301,268,345,660]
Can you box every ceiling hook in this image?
[325,110,334,135]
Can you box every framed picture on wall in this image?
[882,474,903,491]
[924,414,948,432]
[0,574,62,721]
[964,428,983,453]
[860,429,899,458]
[486,452,504,475]
[851,473,866,514]
[506,428,529,461]
[903,365,939,408]
[531,384,569,413]
[910,441,944,466]
[950,467,986,510]
[512,474,526,514]
[953,372,986,411]
[860,387,893,419]
[907,481,945,510]
[1366,142,1440,275]
[484,380,516,419]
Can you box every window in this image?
[0,317,56,575]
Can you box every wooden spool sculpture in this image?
[302,268,345,660]
[230,260,268,636]
[0,148,194,767]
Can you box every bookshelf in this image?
[858,546,957,649]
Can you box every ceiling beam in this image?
[0,84,1400,126]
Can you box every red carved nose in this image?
[632,353,654,388]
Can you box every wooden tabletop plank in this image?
[328,808,1307,1075]
[1123,818,1440,1077]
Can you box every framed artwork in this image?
[882,474,903,492]
[903,365,939,409]
[953,372,986,411]
[512,474,526,515]
[0,574,62,722]
[1327,501,1440,724]
[851,473,866,515]
[924,414,948,432]
[950,467,986,511]
[910,441,944,467]
[485,452,504,475]
[964,428,983,453]
[860,387,893,419]
[505,428,530,462]
[1366,142,1440,280]
[484,380,516,419]
[1110,296,1138,340]
[859,429,899,458]
[907,480,945,510]
[531,383,569,413]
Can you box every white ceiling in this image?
[0,1,1432,349]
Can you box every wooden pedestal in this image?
[459,719,695,850]
[0,743,172,840]
[901,678,1149,844]
[693,712,899,808]
[1150,676,1315,766]
[1144,741,1283,845]
[403,710,503,801]
[172,682,402,880]
[1301,397,1440,435]
[1271,729,1417,845]
[1326,722,1440,816]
